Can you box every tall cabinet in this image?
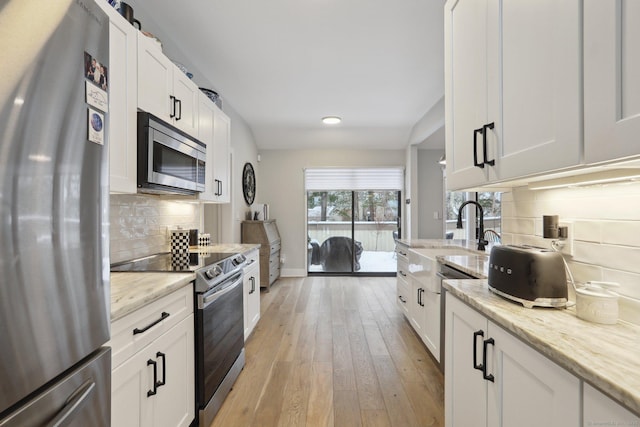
[96,1,137,194]
[241,220,281,292]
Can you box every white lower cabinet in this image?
[445,293,580,427]
[396,244,410,317]
[396,273,410,318]
[584,383,640,426]
[110,285,195,427]
[243,249,261,340]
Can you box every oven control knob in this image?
[205,266,222,280]
[232,255,246,266]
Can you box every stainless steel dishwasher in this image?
[437,262,477,371]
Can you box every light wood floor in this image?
[209,276,444,427]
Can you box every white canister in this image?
[575,282,619,325]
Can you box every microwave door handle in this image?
[151,129,202,159]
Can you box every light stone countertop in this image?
[443,278,640,417]
[437,254,490,278]
[110,244,260,321]
[396,238,498,255]
[110,272,195,321]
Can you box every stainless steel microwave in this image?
[137,112,206,195]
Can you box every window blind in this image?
[304,168,404,191]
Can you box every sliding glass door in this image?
[307,190,400,274]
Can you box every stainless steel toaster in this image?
[488,245,567,308]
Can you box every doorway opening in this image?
[304,167,404,276]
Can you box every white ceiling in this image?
[132,0,445,150]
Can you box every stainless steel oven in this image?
[195,270,244,427]
[137,112,206,195]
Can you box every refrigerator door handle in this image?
[46,380,95,427]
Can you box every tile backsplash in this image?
[501,182,640,325]
[110,194,200,264]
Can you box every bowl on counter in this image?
[575,281,619,324]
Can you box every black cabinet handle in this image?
[482,122,495,166]
[133,312,170,335]
[169,95,176,118]
[473,330,484,371]
[398,295,407,304]
[483,338,495,382]
[399,271,406,277]
[156,352,166,388]
[147,359,158,397]
[473,127,485,168]
[249,277,255,294]
[176,99,182,121]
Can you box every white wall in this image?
[405,145,418,239]
[217,109,259,244]
[417,149,445,238]
[502,183,640,325]
[258,149,405,277]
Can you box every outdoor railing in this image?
[308,221,397,252]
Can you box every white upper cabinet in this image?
[445,0,494,189]
[445,0,582,190]
[212,105,231,203]
[584,0,640,164]
[96,2,137,194]
[197,93,230,203]
[197,93,216,202]
[137,33,199,137]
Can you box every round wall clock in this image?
[242,162,256,205]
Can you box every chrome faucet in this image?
[456,201,488,251]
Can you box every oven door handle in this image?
[201,276,243,308]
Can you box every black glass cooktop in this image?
[110,252,237,273]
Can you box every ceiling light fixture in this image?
[322,116,341,125]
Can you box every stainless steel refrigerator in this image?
[0,1,111,425]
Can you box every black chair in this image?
[483,229,501,243]
[319,236,363,272]
[308,238,321,265]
